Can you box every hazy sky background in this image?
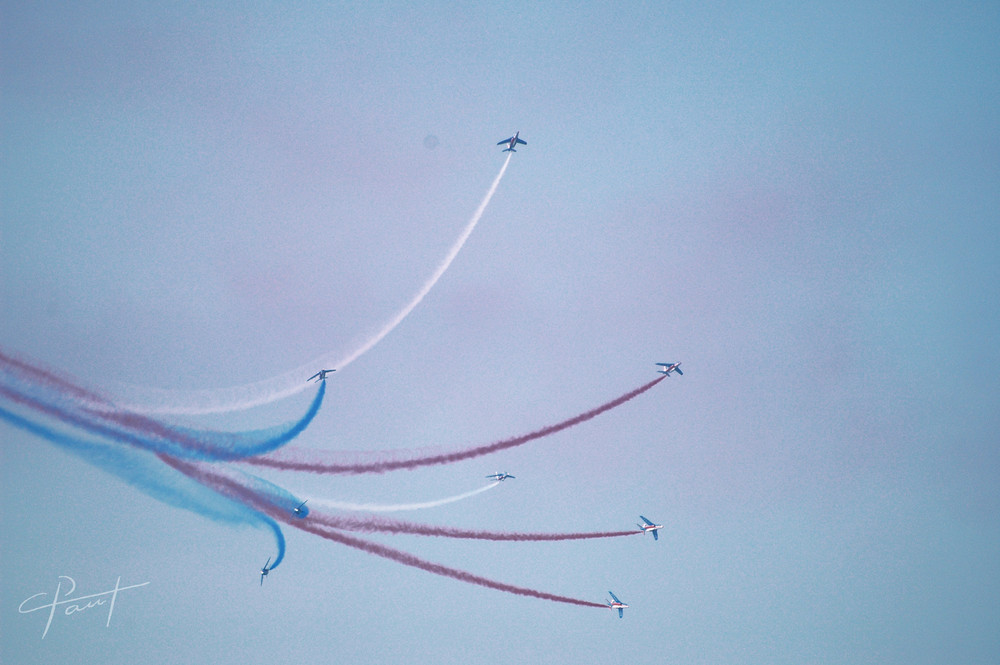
[3,2,998,663]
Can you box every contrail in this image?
[303,482,499,512]
[243,375,666,474]
[307,511,641,542]
[0,356,325,461]
[119,153,514,415]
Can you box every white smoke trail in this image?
[117,153,513,415]
[301,482,499,512]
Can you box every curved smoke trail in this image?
[303,482,499,512]
[0,356,326,461]
[243,375,666,474]
[120,153,514,415]
[307,510,641,542]
[0,406,288,565]
[258,515,286,570]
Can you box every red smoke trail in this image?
[0,349,113,407]
[293,519,608,610]
[161,455,607,610]
[244,376,667,474]
[308,511,640,541]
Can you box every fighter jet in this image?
[486,472,515,482]
[606,591,629,618]
[637,515,663,541]
[293,501,308,518]
[656,362,683,376]
[308,369,336,382]
[497,131,527,152]
[260,557,271,586]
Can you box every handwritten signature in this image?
[18,575,150,639]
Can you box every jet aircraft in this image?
[486,472,515,482]
[308,369,336,382]
[260,557,271,586]
[656,362,683,376]
[637,515,663,541]
[497,131,527,152]
[293,501,308,517]
[607,591,629,618]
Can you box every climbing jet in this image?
[497,131,526,152]
[293,501,308,518]
[656,362,683,376]
[260,557,271,586]
[486,472,515,482]
[308,369,336,382]
[606,591,629,618]
[637,515,663,541]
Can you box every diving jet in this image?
[497,131,527,152]
[486,472,515,482]
[637,515,663,541]
[260,557,271,586]
[308,369,336,382]
[656,362,683,376]
[607,591,629,618]
[293,501,308,518]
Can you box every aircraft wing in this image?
[675,367,683,375]
[516,137,526,145]
[640,516,654,525]
[652,530,658,541]
[308,372,320,381]
[618,607,624,618]
[609,591,621,604]
[498,137,513,145]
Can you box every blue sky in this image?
[3,2,999,663]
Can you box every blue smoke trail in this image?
[261,515,286,569]
[139,380,326,460]
[0,405,287,567]
[156,455,302,569]
[0,363,325,461]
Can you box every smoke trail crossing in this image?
[120,153,514,415]
[243,375,666,474]
[157,455,298,569]
[0,405,288,563]
[0,366,325,461]
[0,350,113,408]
